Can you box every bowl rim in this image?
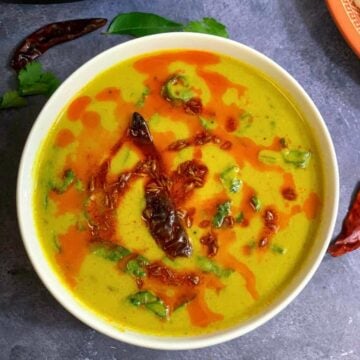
[17,32,339,350]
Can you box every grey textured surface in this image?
[0,0,359,359]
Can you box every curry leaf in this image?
[0,91,27,109]
[107,13,229,38]
[107,12,183,36]
[184,17,229,38]
[18,61,60,97]
[128,290,168,318]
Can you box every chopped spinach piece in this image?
[235,212,244,223]
[51,169,76,193]
[220,166,242,194]
[199,116,216,130]
[91,243,130,262]
[163,75,193,102]
[250,196,261,212]
[128,290,168,318]
[136,87,150,107]
[126,255,149,277]
[282,149,311,169]
[271,244,287,255]
[52,234,61,252]
[213,201,231,228]
[197,256,233,278]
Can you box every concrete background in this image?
[0,0,359,359]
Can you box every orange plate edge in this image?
[325,0,360,57]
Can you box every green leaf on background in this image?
[184,17,229,38]
[18,61,60,97]
[107,12,183,36]
[0,91,27,109]
[107,12,229,38]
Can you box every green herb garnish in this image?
[250,196,261,212]
[136,87,150,107]
[235,212,244,223]
[197,256,233,278]
[126,255,149,278]
[128,290,168,318]
[18,61,60,97]
[258,150,279,165]
[107,12,228,38]
[271,244,287,255]
[199,116,216,130]
[282,149,311,169]
[0,91,27,110]
[162,75,193,102]
[213,201,231,228]
[91,243,130,262]
[183,17,228,38]
[51,169,76,193]
[220,166,242,194]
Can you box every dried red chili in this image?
[129,112,193,258]
[11,18,107,71]
[143,186,192,257]
[328,189,360,257]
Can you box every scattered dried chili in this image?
[147,261,200,286]
[183,97,202,114]
[282,187,297,201]
[328,189,360,257]
[11,18,107,71]
[200,232,219,257]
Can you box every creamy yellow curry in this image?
[34,50,322,336]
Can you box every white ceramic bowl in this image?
[17,33,339,350]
